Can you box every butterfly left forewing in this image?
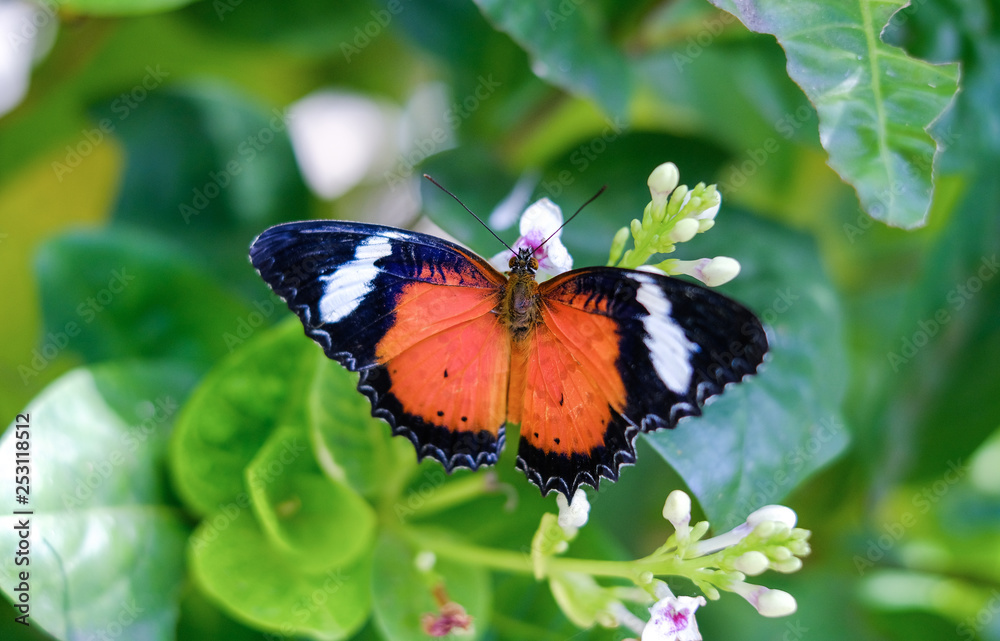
[513,267,768,495]
[250,221,511,471]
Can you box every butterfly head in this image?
[508,247,539,275]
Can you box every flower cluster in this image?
[608,162,740,287]
[529,489,811,641]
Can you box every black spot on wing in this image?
[358,365,504,472]
[515,409,638,497]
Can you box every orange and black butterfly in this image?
[250,212,767,497]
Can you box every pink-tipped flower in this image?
[490,198,573,277]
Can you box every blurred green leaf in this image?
[94,85,310,294]
[708,0,959,228]
[309,355,398,498]
[646,211,850,527]
[472,0,632,117]
[190,508,373,641]
[0,362,196,641]
[34,228,256,368]
[170,317,313,517]
[62,0,197,16]
[371,532,491,641]
[246,423,377,568]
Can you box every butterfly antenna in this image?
[423,174,515,254]
[534,185,607,256]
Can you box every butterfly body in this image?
[250,220,767,496]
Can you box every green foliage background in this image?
[0,0,998,640]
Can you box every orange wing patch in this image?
[510,297,636,494]
[512,300,626,454]
[371,282,510,458]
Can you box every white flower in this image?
[556,489,590,536]
[490,198,573,277]
[641,590,707,641]
[692,504,798,557]
[670,257,741,287]
[662,490,692,541]
[728,583,797,617]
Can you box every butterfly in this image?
[249,206,767,497]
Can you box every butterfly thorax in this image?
[500,249,542,342]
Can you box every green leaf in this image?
[190,509,373,641]
[309,355,399,498]
[645,211,850,527]
[247,423,377,568]
[472,0,632,117]
[0,362,196,641]
[35,228,257,368]
[94,85,310,294]
[170,317,314,517]
[61,0,197,15]
[371,532,491,641]
[707,0,959,228]
[883,0,1000,169]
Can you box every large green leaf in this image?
[34,228,256,368]
[246,423,377,568]
[371,532,492,641]
[472,0,632,117]
[0,362,196,641]
[309,354,401,498]
[170,317,314,517]
[707,0,959,228]
[190,509,373,641]
[645,211,850,527]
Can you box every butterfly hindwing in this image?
[250,221,510,471]
[514,267,768,496]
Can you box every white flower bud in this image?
[557,489,590,535]
[700,256,740,286]
[732,551,769,576]
[756,589,797,617]
[668,218,699,243]
[746,505,797,529]
[662,490,692,526]
[415,551,436,572]
[648,162,680,210]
